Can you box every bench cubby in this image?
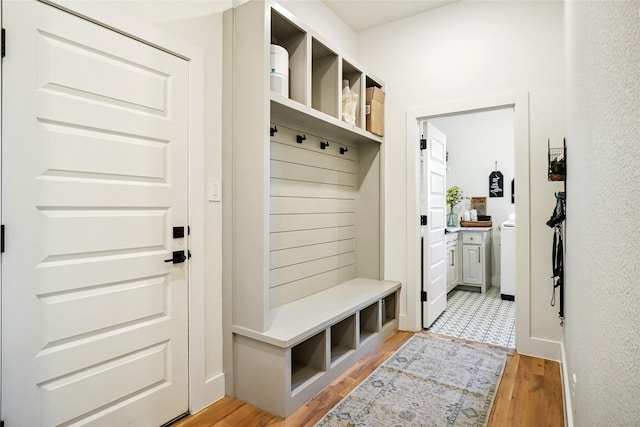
[359,302,379,344]
[291,330,326,392]
[330,315,356,366]
[383,292,397,326]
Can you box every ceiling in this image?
[321,0,459,32]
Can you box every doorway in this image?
[405,92,531,353]
[422,108,516,348]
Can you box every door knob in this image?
[165,250,187,264]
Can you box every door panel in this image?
[421,122,447,328]
[2,2,189,425]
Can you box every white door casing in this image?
[405,93,559,359]
[421,122,447,328]
[2,2,190,425]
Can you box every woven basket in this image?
[459,220,493,228]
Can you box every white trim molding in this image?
[403,92,560,360]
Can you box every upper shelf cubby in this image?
[265,2,383,144]
[366,75,383,89]
[271,9,307,105]
[341,59,363,129]
[311,38,339,119]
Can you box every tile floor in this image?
[428,285,516,348]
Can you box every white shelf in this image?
[270,94,383,145]
[226,1,394,418]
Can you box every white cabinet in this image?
[224,1,391,418]
[461,229,492,293]
[446,232,459,293]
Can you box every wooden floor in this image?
[175,331,564,427]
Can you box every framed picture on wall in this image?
[489,170,504,197]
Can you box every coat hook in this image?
[320,141,329,150]
[270,125,278,136]
[296,134,306,144]
[340,146,349,155]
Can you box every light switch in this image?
[209,178,221,202]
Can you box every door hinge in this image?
[1,28,6,59]
[421,291,427,302]
[1,224,5,253]
[420,215,427,226]
[420,136,427,150]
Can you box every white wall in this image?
[430,108,515,285]
[278,0,359,59]
[565,1,640,424]
[108,0,232,405]
[358,1,565,345]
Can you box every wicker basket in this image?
[459,220,493,228]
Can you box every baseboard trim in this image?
[192,372,225,415]
[516,335,561,361]
[206,372,225,401]
[560,342,575,427]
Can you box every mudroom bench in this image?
[232,278,401,417]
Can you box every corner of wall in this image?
[560,341,575,427]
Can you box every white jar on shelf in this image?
[270,44,289,97]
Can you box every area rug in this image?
[315,333,508,427]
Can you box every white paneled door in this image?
[2,2,189,425]
[421,122,447,328]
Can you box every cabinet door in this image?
[462,244,483,285]
[447,245,458,291]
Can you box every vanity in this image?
[446,227,492,294]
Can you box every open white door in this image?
[2,2,189,425]
[421,122,447,328]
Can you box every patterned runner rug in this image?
[315,333,508,427]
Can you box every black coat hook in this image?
[340,146,349,155]
[270,125,278,136]
[296,134,306,144]
[320,141,329,150]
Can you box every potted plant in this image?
[446,186,466,227]
[549,156,565,181]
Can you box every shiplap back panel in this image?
[270,124,357,307]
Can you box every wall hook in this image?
[296,134,306,144]
[270,125,278,136]
[340,146,349,155]
[320,141,329,150]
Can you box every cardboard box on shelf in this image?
[365,87,385,136]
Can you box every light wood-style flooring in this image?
[175,331,564,427]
